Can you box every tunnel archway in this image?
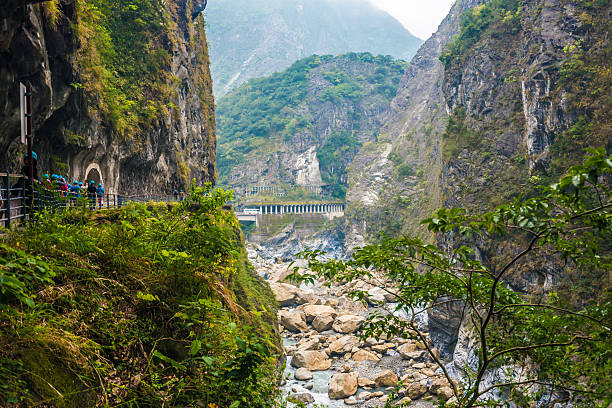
[84,163,104,187]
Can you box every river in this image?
[248,246,454,407]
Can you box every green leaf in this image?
[190,339,202,356]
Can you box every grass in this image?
[0,187,282,407]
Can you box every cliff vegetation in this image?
[0,187,281,407]
[0,0,216,194]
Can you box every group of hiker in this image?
[42,174,105,209]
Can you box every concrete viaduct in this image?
[235,201,346,226]
[246,201,345,215]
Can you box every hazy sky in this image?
[368,0,456,40]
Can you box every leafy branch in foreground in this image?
[290,148,612,408]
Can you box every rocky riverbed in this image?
[248,246,456,407]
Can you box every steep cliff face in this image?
[440,0,611,213]
[344,0,486,248]
[216,53,406,200]
[345,0,611,359]
[346,0,610,246]
[0,0,216,195]
[206,0,422,96]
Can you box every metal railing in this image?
[0,173,180,229]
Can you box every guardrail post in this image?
[19,176,26,221]
[5,173,11,229]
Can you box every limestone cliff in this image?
[0,0,216,195]
[345,0,486,248]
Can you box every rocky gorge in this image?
[249,249,457,407]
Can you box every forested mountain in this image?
[216,52,406,199]
[206,0,422,95]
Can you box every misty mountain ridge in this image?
[205,0,423,95]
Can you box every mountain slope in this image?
[345,0,611,246]
[344,0,611,361]
[216,53,406,199]
[206,0,422,96]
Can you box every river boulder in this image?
[303,304,338,323]
[294,367,313,380]
[279,310,307,332]
[333,314,366,333]
[312,314,334,331]
[291,350,332,371]
[352,349,380,362]
[328,335,360,355]
[328,372,358,399]
[374,369,398,387]
[270,283,298,306]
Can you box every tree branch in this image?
[493,303,609,329]
[488,335,593,363]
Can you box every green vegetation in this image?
[68,0,212,138]
[291,149,612,407]
[441,108,480,160]
[440,0,521,68]
[0,186,281,407]
[318,131,361,198]
[217,53,406,198]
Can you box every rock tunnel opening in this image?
[86,167,102,185]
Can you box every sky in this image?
[368,0,456,40]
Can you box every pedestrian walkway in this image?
[0,172,175,229]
